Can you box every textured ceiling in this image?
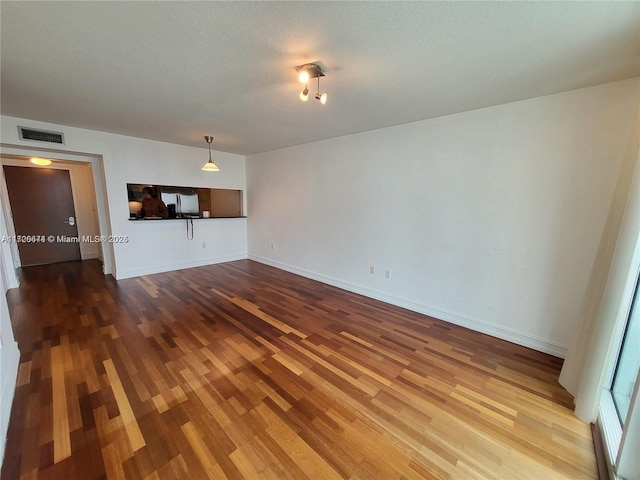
[1,1,638,155]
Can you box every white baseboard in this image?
[0,340,20,467]
[115,254,248,280]
[249,254,567,358]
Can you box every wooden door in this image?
[3,166,81,266]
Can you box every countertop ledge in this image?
[129,216,246,221]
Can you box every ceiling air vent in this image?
[18,126,65,144]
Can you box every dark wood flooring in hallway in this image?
[1,259,596,479]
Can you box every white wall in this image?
[247,78,640,357]
[558,100,639,420]
[0,197,20,465]
[1,117,248,279]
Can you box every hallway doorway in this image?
[3,166,81,265]
[1,151,109,277]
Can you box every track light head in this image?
[299,86,309,102]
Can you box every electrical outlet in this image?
[369,266,375,275]
[271,243,275,250]
[202,243,206,249]
[385,270,390,279]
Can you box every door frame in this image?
[3,161,87,266]
[0,145,113,281]
[2,157,105,265]
[597,231,640,480]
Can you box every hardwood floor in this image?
[2,259,597,479]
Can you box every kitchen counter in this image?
[129,216,246,221]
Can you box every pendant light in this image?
[201,136,220,172]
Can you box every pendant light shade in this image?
[201,135,220,172]
[201,162,220,172]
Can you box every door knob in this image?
[64,216,75,226]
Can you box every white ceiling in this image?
[1,1,638,155]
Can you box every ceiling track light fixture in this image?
[30,157,52,166]
[201,135,220,172]
[296,63,327,105]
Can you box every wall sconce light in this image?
[296,63,327,105]
[201,136,220,172]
